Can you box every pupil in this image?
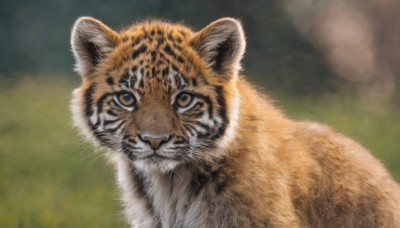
[123,94,130,100]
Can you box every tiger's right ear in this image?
[71,17,121,77]
[190,18,246,78]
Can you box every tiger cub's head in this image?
[70,17,245,171]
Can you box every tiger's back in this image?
[70,17,400,227]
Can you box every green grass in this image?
[0,76,128,228]
[0,76,399,227]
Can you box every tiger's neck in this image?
[116,154,229,227]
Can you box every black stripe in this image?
[163,44,176,58]
[119,70,130,85]
[156,37,165,48]
[107,110,117,116]
[105,77,114,85]
[175,73,181,89]
[132,44,147,59]
[151,67,156,78]
[103,118,123,126]
[179,31,187,36]
[174,44,182,51]
[106,120,125,133]
[193,102,204,110]
[212,86,228,140]
[187,124,200,135]
[122,141,141,150]
[84,84,96,118]
[195,121,211,132]
[139,78,144,88]
[96,93,113,113]
[151,50,156,58]
[84,85,105,138]
[190,165,227,197]
[121,143,135,160]
[128,138,137,144]
[178,74,188,89]
[132,37,142,47]
[191,78,197,86]
[162,67,169,77]
[83,41,101,67]
[130,167,157,221]
[93,131,115,147]
[141,27,149,38]
[190,92,213,118]
[177,56,184,63]
[168,32,174,41]
[183,124,196,136]
[191,171,210,196]
[174,137,186,145]
[192,111,204,118]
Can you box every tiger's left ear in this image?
[71,17,121,78]
[190,18,246,77]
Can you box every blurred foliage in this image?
[0,76,128,227]
[0,76,399,227]
[0,0,335,93]
[0,78,128,227]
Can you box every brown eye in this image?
[176,93,193,108]
[117,92,135,107]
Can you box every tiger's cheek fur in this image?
[214,77,240,150]
[71,88,93,143]
[71,79,236,167]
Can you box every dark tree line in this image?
[0,0,336,94]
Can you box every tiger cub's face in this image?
[71,17,245,171]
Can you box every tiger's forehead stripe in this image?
[106,29,202,96]
[126,24,192,67]
[97,22,220,98]
[131,44,147,59]
[113,66,189,99]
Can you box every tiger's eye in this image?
[177,93,193,107]
[117,92,135,107]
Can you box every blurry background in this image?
[1,0,399,227]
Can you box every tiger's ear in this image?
[190,18,246,77]
[71,17,121,77]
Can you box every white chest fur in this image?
[114,154,214,228]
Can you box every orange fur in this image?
[221,78,400,226]
[71,17,400,227]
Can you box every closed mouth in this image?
[122,148,185,161]
[142,152,176,161]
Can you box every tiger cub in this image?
[70,17,400,227]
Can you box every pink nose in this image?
[141,135,170,150]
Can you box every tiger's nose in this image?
[140,134,171,150]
